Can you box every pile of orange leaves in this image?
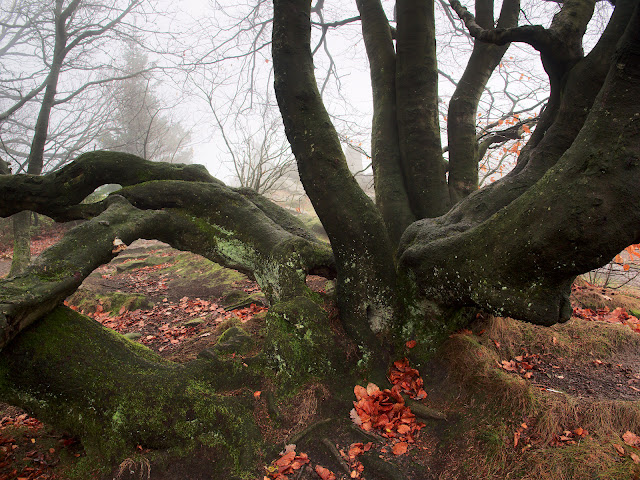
[351,382,424,446]
[497,353,539,379]
[388,357,427,399]
[263,446,309,479]
[339,442,373,479]
[573,306,640,335]
[264,442,374,480]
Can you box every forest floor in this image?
[2,223,640,479]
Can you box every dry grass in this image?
[434,315,640,480]
[572,281,640,312]
[114,457,151,480]
[483,314,640,360]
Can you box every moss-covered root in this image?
[0,307,262,478]
[264,296,345,389]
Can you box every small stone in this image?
[184,318,205,327]
[214,326,253,354]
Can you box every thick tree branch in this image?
[395,0,450,218]
[450,0,596,84]
[1,175,335,351]
[447,0,520,203]
[400,4,640,326]
[436,0,634,232]
[273,0,397,353]
[449,0,551,50]
[0,196,168,350]
[0,151,218,220]
[356,0,414,244]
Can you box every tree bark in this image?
[273,0,398,356]
[0,161,334,349]
[0,305,262,477]
[427,0,634,237]
[356,0,415,244]
[8,210,31,277]
[400,6,640,326]
[447,0,519,203]
[26,0,71,175]
[395,0,450,218]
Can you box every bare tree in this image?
[0,0,149,275]
[99,42,193,164]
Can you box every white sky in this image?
[147,0,612,184]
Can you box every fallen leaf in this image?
[366,383,381,396]
[315,465,336,480]
[392,442,408,455]
[254,391,262,399]
[631,452,640,464]
[397,424,411,435]
[275,450,295,467]
[349,408,363,427]
[614,443,625,455]
[623,431,640,447]
[405,340,417,349]
[354,385,368,401]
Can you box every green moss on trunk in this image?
[0,307,262,478]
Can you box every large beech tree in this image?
[0,0,639,476]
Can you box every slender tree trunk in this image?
[356,0,415,245]
[395,0,450,218]
[447,0,519,203]
[8,211,31,277]
[273,0,398,356]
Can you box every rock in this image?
[184,318,205,327]
[214,326,253,354]
[220,291,255,311]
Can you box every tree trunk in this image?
[356,0,415,245]
[395,0,450,218]
[447,0,519,203]
[0,306,262,478]
[8,210,31,277]
[424,0,634,236]
[273,0,398,359]
[400,7,640,325]
[0,1,638,477]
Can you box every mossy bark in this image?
[0,151,219,220]
[400,9,640,325]
[0,307,262,477]
[8,210,31,277]
[273,0,399,357]
[0,166,334,349]
[423,0,634,238]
